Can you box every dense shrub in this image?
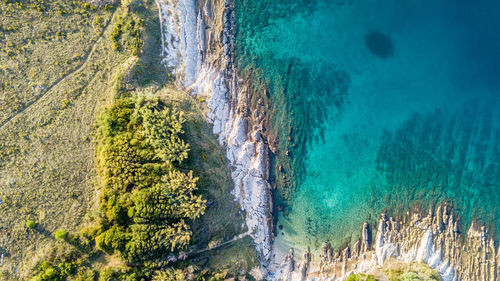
[30,261,73,281]
[95,94,206,264]
[27,220,37,229]
[346,273,378,281]
[54,229,69,240]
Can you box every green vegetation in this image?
[346,273,378,281]
[387,268,442,281]
[23,88,256,280]
[28,237,101,281]
[352,260,444,281]
[54,229,69,240]
[0,0,258,279]
[345,261,442,281]
[94,93,206,265]
[27,220,37,229]
[31,261,73,281]
[384,262,442,281]
[110,12,144,55]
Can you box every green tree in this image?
[27,220,37,229]
[54,229,68,240]
[95,94,206,265]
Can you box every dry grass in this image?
[0,1,256,279]
[0,0,114,126]
[0,1,136,278]
[158,88,248,249]
[194,235,260,278]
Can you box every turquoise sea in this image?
[234,0,500,253]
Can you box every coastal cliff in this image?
[156,0,274,274]
[155,1,498,280]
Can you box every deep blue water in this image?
[234,0,500,252]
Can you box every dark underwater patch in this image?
[365,31,394,59]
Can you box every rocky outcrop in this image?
[281,204,499,281]
[156,0,273,273]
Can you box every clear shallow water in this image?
[234,0,500,253]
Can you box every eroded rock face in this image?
[282,204,499,281]
[157,0,273,273]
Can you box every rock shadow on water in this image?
[365,30,395,59]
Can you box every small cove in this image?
[234,0,500,256]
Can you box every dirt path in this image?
[0,13,115,132]
[191,230,251,256]
[164,230,252,265]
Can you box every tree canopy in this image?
[94,94,206,265]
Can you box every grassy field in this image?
[0,0,257,279]
[0,0,115,127]
[0,1,122,278]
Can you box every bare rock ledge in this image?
[279,204,499,281]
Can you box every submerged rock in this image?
[365,30,394,59]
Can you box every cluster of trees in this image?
[31,94,208,280]
[31,261,74,281]
[94,94,206,265]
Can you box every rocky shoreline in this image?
[279,204,499,281]
[156,0,274,274]
[155,1,498,280]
